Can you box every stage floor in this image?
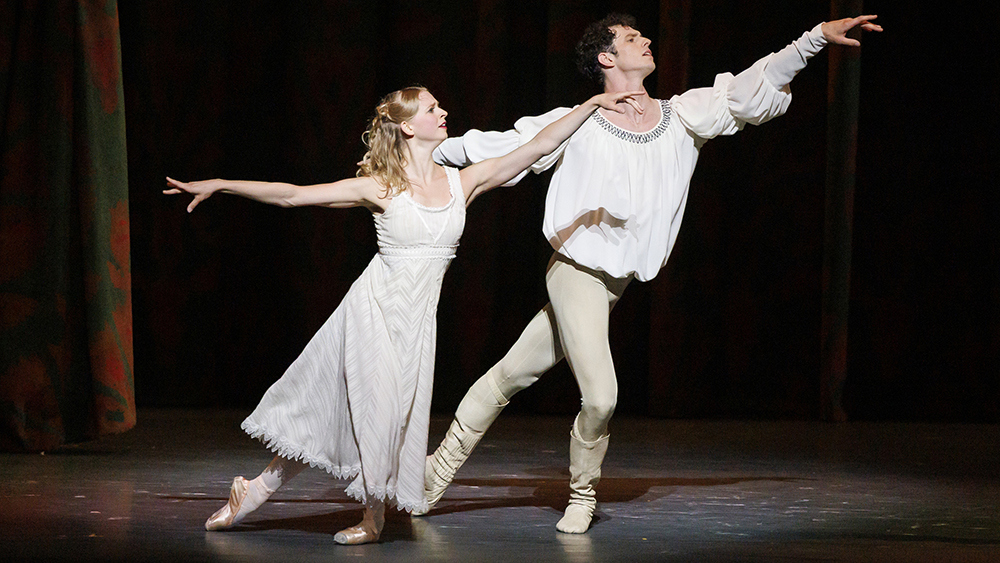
[3,409,999,562]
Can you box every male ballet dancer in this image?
[427,13,882,533]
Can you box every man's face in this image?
[607,25,654,74]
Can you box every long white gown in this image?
[241,166,465,513]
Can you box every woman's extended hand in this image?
[591,90,646,114]
[164,177,220,213]
[822,15,883,47]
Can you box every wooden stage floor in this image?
[3,409,999,562]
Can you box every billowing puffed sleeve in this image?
[673,24,827,139]
[432,128,527,185]
[510,107,574,173]
[433,129,521,167]
[432,107,572,185]
[763,23,828,91]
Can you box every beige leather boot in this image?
[555,421,609,534]
[413,376,507,515]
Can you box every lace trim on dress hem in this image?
[241,421,429,514]
[241,421,361,480]
[345,479,430,514]
[592,99,671,143]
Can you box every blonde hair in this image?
[357,86,426,197]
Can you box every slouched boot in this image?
[555,420,609,533]
[413,376,507,515]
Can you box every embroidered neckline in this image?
[592,99,670,144]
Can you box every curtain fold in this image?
[820,0,863,422]
[0,0,133,451]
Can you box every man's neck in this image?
[603,79,652,123]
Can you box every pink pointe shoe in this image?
[333,523,381,545]
[334,502,385,545]
[205,476,250,531]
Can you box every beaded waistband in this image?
[379,244,457,260]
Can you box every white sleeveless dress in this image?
[241,166,465,513]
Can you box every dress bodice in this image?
[374,166,466,260]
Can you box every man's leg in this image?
[545,255,629,533]
[416,302,565,515]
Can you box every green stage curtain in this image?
[0,0,133,451]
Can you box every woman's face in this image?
[404,90,448,142]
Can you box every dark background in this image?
[119,1,999,422]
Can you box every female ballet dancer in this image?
[165,86,641,544]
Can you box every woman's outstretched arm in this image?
[458,90,643,204]
[164,175,388,213]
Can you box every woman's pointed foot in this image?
[205,476,250,531]
[334,502,385,545]
[333,524,381,545]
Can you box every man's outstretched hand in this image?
[823,15,883,47]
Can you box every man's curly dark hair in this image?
[575,13,638,84]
